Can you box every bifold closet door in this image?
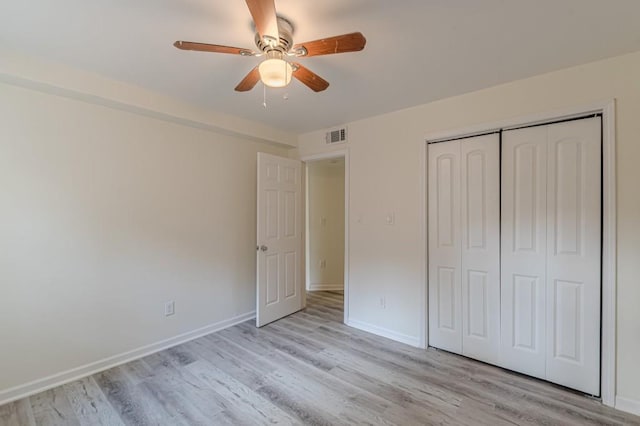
[460,135,500,364]
[428,140,462,354]
[545,117,601,395]
[501,126,548,380]
[502,117,602,395]
[428,134,500,362]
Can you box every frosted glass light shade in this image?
[259,58,293,88]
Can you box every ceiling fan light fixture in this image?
[258,51,293,88]
[174,0,366,93]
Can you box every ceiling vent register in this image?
[326,127,347,144]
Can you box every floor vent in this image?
[326,127,347,144]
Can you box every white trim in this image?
[0,310,255,406]
[419,137,428,349]
[301,149,350,325]
[304,163,311,293]
[344,150,351,325]
[423,99,617,407]
[425,100,613,143]
[346,319,421,348]
[615,396,640,416]
[300,150,348,162]
[300,162,308,309]
[308,283,345,291]
[600,100,617,407]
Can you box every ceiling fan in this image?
[173,0,366,93]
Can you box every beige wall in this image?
[296,51,640,405]
[307,159,345,290]
[0,82,287,397]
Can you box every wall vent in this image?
[325,127,347,144]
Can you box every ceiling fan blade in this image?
[235,67,261,92]
[245,0,279,43]
[292,63,329,92]
[174,41,255,56]
[293,32,366,57]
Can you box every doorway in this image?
[302,151,349,323]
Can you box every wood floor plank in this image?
[29,388,79,426]
[135,352,227,424]
[94,365,182,426]
[63,377,124,426]
[185,360,297,425]
[2,291,639,426]
[181,335,273,390]
[0,399,35,426]
[117,359,155,386]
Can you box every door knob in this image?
[259,245,268,252]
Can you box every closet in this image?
[427,116,602,396]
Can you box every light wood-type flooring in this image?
[1,291,639,425]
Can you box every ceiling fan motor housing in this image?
[254,16,294,53]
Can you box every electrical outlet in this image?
[385,213,395,225]
[379,297,386,309]
[165,301,175,316]
[320,259,327,269]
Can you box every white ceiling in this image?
[2,1,640,134]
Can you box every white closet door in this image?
[501,126,548,379]
[428,140,462,354]
[545,117,601,395]
[460,135,501,364]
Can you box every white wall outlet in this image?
[321,216,327,227]
[165,300,175,316]
[320,259,327,269]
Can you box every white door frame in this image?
[422,100,617,406]
[300,149,350,324]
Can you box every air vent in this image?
[325,127,347,144]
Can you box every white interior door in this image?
[428,140,462,354]
[501,126,548,380]
[256,152,303,327]
[545,117,601,395]
[460,134,501,364]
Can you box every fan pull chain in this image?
[263,84,267,109]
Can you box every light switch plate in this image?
[165,301,175,316]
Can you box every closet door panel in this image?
[460,134,500,364]
[428,140,462,354]
[501,127,548,379]
[545,117,601,395]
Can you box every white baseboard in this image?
[307,283,344,291]
[0,311,255,406]
[346,318,422,348]
[615,396,640,416]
